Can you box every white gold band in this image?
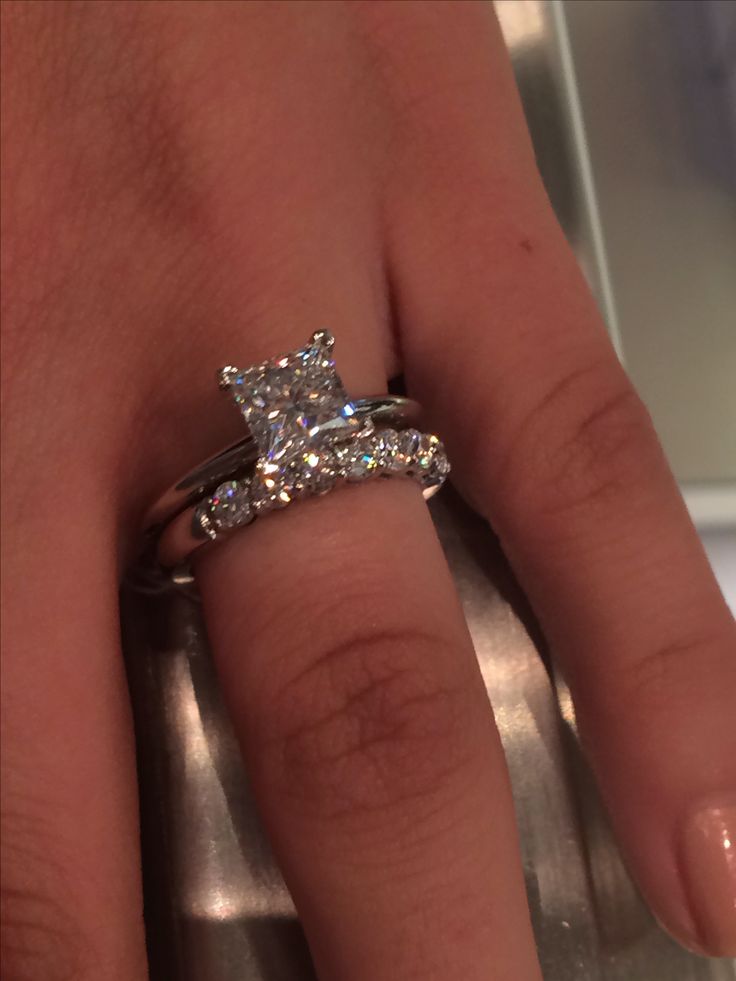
[139,331,450,577]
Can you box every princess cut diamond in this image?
[219,331,366,512]
[219,330,364,464]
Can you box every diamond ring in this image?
[143,330,449,573]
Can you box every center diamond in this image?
[218,330,368,503]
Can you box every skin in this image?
[2,2,735,979]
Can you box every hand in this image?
[2,3,734,979]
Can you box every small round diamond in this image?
[250,472,291,513]
[345,440,380,481]
[422,441,451,488]
[416,433,439,468]
[294,448,338,495]
[370,429,400,471]
[395,428,422,473]
[197,480,252,534]
[332,443,354,479]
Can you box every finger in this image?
[191,243,541,976]
[198,479,543,981]
[375,2,736,957]
[2,7,147,975]
[1,495,147,980]
[111,4,546,974]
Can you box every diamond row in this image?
[195,428,450,539]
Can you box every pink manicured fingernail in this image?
[680,797,736,956]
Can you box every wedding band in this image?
[141,330,450,576]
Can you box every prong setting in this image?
[195,425,449,542]
[217,365,241,390]
[311,328,335,350]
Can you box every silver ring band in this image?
[144,394,420,529]
[155,423,448,568]
[138,331,450,579]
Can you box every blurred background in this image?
[123,2,736,979]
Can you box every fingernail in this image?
[679,796,736,956]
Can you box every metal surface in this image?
[122,587,313,981]
[122,2,736,978]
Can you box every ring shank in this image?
[143,395,421,531]
[141,395,423,572]
[156,464,443,571]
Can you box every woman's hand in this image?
[2,3,734,979]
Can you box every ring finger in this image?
[138,5,542,973]
[186,129,540,981]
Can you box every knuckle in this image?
[1,806,93,981]
[256,627,475,818]
[613,628,735,714]
[494,360,657,528]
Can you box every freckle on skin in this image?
[520,238,533,253]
